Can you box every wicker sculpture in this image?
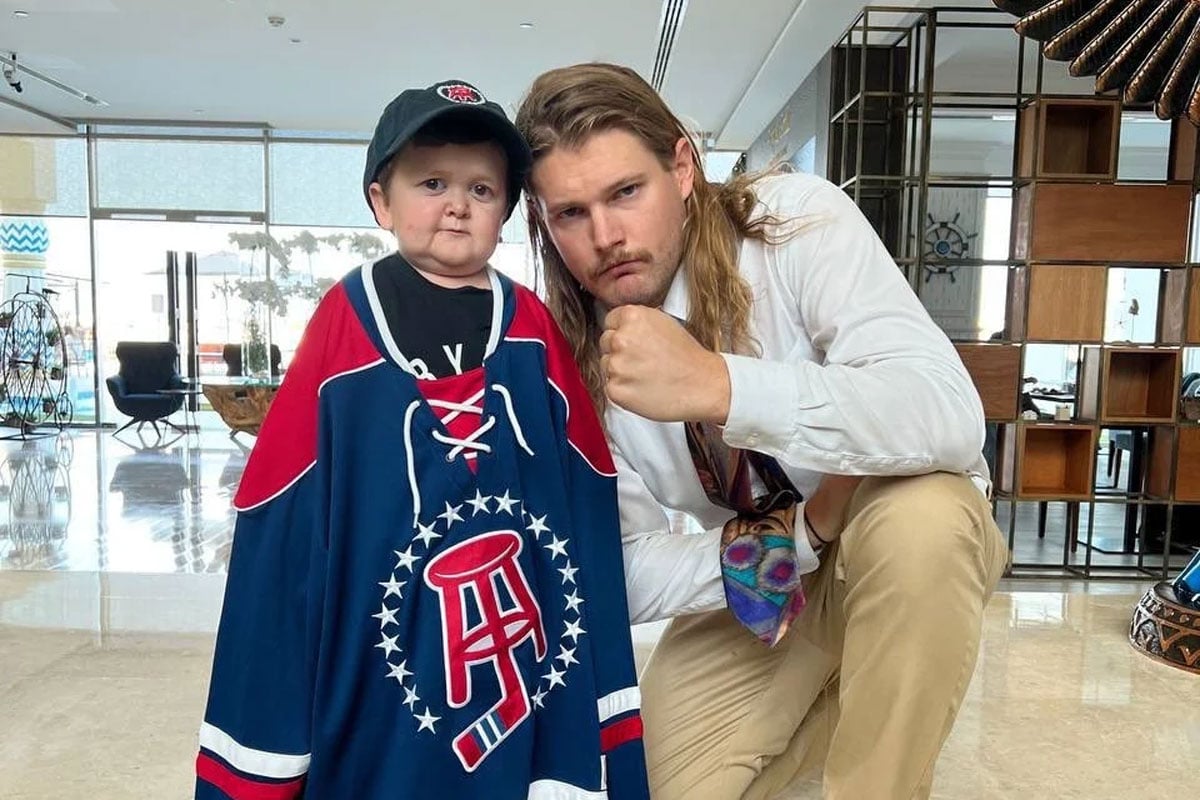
[1129,581,1200,674]
[994,0,1200,125]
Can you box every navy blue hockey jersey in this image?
[196,262,649,800]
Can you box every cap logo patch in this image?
[437,83,485,104]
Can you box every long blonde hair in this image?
[516,62,787,413]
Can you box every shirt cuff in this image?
[792,500,822,576]
[720,353,804,454]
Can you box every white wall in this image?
[744,53,831,176]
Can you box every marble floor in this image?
[0,431,1197,798]
[0,427,241,574]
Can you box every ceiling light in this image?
[289,37,302,44]
[13,10,29,17]
[519,22,534,29]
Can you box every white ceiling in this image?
[0,0,913,149]
[5,0,1139,154]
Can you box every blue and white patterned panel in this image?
[0,219,50,255]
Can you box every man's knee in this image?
[839,473,992,593]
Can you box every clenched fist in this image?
[599,306,731,423]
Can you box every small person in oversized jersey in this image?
[194,80,650,800]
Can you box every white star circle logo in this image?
[375,490,587,737]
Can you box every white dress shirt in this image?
[609,173,990,624]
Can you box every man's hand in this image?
[600,306,731,423]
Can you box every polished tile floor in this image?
[0,431,1196,799]
[0,428,242,574]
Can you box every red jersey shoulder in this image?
[506,284,615,477]
[233,284,383,510]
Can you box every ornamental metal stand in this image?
[0,278,73,441]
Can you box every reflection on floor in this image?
[0,431,1196,799]
[1,430,1192,578]
[0,429,243,573]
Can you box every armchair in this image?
[105,341,186,437]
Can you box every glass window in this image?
[94,139,265,212]
[918,186,1011,341]
[1117,112,1171,182]
[264,225,390,362]
[704,151,743,182]
[494,201,536,287]
[269,142,374,228]
[929,114,1016,178]
[0,136,88,217]
[1105,267,1160,344]
[492,242,537,289]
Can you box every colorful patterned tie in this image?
[684,420,806,647]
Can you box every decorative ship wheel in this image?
[993,0,1200,125]
[922,212,977,283]
[0,283,73,438]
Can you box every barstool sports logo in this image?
[374,490,586,772]
[437,83,486,105]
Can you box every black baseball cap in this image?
[362,80,532,220]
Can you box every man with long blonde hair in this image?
[516,62,1009,800]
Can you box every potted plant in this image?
[228,232,292,379]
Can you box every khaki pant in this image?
[640,472,1009,800]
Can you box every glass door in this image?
[92,219,265,427]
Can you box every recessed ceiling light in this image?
[519,22,534,29]
[289,37,302,44]
[193,109,204,114]
[13,10,30,18]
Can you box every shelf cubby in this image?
[1078,347,1181,424]
[998,422,1097,499]
[1018,97,1119,180]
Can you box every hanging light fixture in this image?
[0,51,107,106]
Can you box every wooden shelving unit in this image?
[1010,264,1107,342]
[1147,426,1200,503]
[1189,268,1200,344]
[954,343,1022,421]
[1159,269,1190,345]
[1177,428,1200,502]
[829,7,1200,580]
[1012,182,1192,264]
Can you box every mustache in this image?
[598,250,652,273]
